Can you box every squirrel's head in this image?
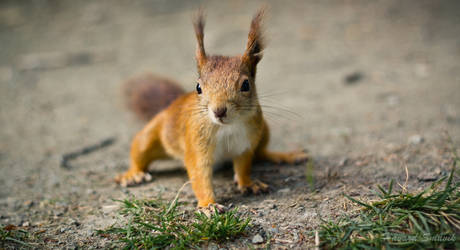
[192,9,265,125]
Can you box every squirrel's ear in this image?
[242,8,266,76]
[193,10,207,72]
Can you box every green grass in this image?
[318,151,460,249]
[1,224,33,248]
[98,197,251,249]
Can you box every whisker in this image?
[258,89,292,98]
[259,104,302,119]
[238,103,302,121]
[238,106,299,122]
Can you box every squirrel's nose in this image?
[213,107,227,118]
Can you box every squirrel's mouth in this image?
[208,108,229,125]
[212,117,226,125]
[217,118,226,124]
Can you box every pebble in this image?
[68,218,81,227]
[208,243,219,250]
[252,234,264,244]
[277,188,290,194]
[86,189,96,195]
[408,135,424,145]
[102,205,118,214]
[85,229,95,237]
[303,211,318,222]
[417,168,441,182]
[344,71,364,85]
[268,227,279,234]
[338,157,349,167]
[23,200,34,208]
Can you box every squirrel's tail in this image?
[123,73,185,121]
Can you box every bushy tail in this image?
[123,73,185,121]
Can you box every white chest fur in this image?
[213,122,251,162]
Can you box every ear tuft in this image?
[193,9,207,72]
[242,7,266,74]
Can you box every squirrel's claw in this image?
[238,179,269,195]
[115,171,152,187]
[199,203,227,217]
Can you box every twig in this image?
[398,164,409,193]
[274,238,293,243]
[166,181,191,214]
[60,137,116,169]
[315,230,320,250]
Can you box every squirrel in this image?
[122,73,185,121]
[115,9,309,210]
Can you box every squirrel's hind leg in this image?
[115,115,169,187]
[254,121,309,165]
[256,149,309,165]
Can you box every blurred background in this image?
[0,0,459,247]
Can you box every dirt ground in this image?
[1,0,460,248]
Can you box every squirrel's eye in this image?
[240,79,250,92]
[196,83,202,94]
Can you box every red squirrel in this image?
[116,9,309,210]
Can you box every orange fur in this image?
[116,9,309,208]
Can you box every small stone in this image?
[417,168,441,182]
[344,71,364,85]
[297,206,305,213]
[338,157,349,167]
[86,189,97,195]
[268,227,279,234]
[303,211,318,221]
[277,188,290,194]
[102,205,118,214]
[85,229,95,237]
[21,221,30,227]
[208,243,219,250]
[293,232,299,241]
[252,234,264,244]
[23,200,34,208]
[408,135,424,145]
[68,219,80,227]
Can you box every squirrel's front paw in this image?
[238,179,269,195]
[199,203,227,217]
[115,170,152,187]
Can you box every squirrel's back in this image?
[123,73,185,121]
